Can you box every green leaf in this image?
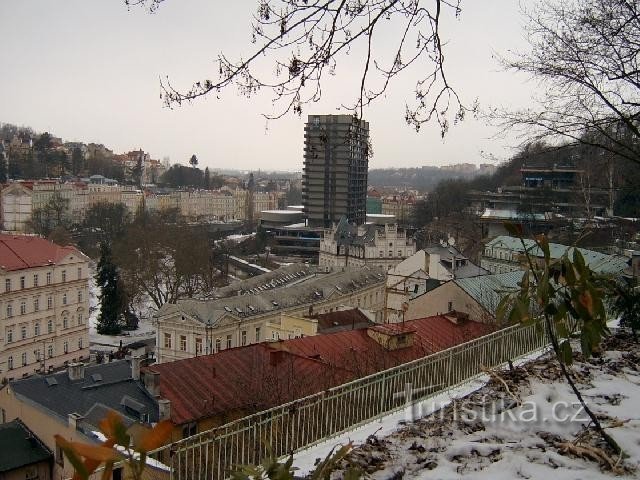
[537,269,550,305]
[560,340,573,366]
[496,296,512,324]
[562,256,576,286]
[537,235,550,262]
[573,248,586,277]
[309,443,352,480]
[580,322,595,358]
[556,321,569,340]
[344,466,364,480]
[520,270,530,293]
[544,302,558,316]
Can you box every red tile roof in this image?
[0,234,85,272]
[148,315,494,425]
[276,315,493,376]
[147,344,352,425]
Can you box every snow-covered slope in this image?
[296,331,639,479]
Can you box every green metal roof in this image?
[454,271,524,316]
[0,419,52,472]
[485,236,629,274]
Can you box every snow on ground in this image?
[294,331,640,479]
[88,262,156,350]
[223,233,255,243]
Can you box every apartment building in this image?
[303,114,369,227]
[1,180,281,233]
[385,244,488,322]
[154,267,386,363]
[145,192,179,213]
[0,183,32,232]
[381,194,417,224]
[318,217,415,271]
[0,234,90,382]
[1,181,144,232]
[481,235,629,275]
[404,271,524,325]
[175,190,239,222]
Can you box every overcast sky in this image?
[0,1,535,171]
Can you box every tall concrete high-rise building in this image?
[302,114,369,228]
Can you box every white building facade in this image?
[0,235,90,382]
[154,267,386,363]
[319,218,415,271]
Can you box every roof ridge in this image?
[0,237,30,270]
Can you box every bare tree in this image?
[125,0,470,136]
[114,216,214,309]
[496,0,640,166]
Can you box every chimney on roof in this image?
[158,398,171,421]
[269,350,286,366]
[67,362,85,381]
[444,311,468,325]
[131,356,142,381]
[68,412,84,431]
[142,370,161,397]
[367,326,415,351]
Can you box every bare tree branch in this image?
[493,0,640,165]
[126,0,469,137]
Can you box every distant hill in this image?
[367,165,492,192]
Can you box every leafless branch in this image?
[126,0,469,137]
[493,0,640,165]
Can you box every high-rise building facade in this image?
[302,115,369,227]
